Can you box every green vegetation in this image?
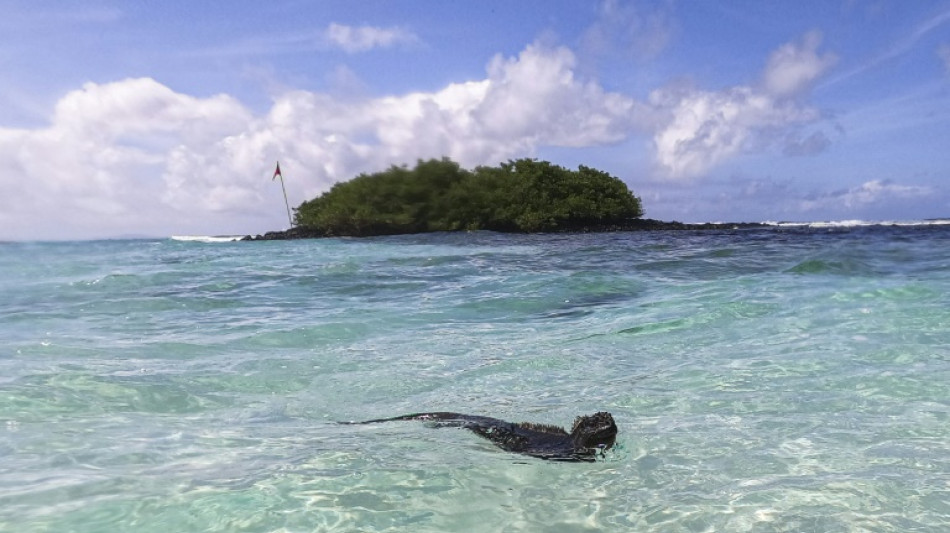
[293,158,643,236]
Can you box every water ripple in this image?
[2,227,950,531]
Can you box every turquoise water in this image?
[2,227,949,532]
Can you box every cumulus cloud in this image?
[649,32,835,180]
[0,34,843,239]
[0,43,643,239]
[476,44,642,148]
[51,78,250,145]
[649,86,821,179]
[0,79,256,236]
[207,43,643,201]
[324,23,418,53]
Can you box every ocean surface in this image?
[2,224,949,532]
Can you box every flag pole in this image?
[273,161,294,228]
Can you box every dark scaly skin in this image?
[346,411,617,462]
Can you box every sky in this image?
[1,0,949,240]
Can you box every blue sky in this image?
[1,0,949,239]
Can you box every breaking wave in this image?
[170,235,244,243]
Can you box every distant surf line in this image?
[171,218,950,243]
[169,235,244,243]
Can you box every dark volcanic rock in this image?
[625,219,768,231]
[550,218,768,233]
[242,219,769,241]
[241,226,327,241]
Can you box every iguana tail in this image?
[338,412,468,425]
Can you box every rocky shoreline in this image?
[241,219,770,241]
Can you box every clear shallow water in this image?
[2,227,949,532]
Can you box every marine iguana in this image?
[345,411,617,462]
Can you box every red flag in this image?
[273,162,282,180]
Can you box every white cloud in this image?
[161,42,645,209]
[649,32,834,180]
[476,44,642,148]
[762,31,837,98]
[649,86,820,179]
[0,79,257,239]
[52,78,250,145]
[324,23,418,53]
[0,43,643,240]
[0,35,846,239]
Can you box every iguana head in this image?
[570,412,617,453]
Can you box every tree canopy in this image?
[293,158,643,236]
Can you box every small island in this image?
[244,158,764,240]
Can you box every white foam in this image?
[763,219,950,228]
[169,235,243,243]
